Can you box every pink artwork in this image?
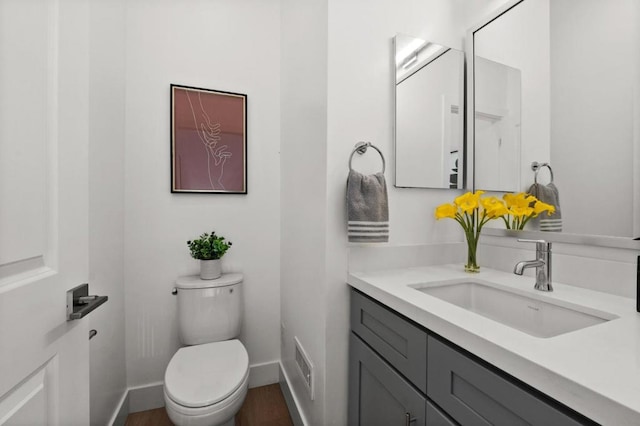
[171,84,247,193]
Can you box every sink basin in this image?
[413,280,617,338]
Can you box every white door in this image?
[0,0,91,424]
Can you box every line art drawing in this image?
[185,90,231,190]
[171,84,246,194]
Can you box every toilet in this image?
[164,273,249,426]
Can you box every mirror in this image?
[394,34,465,189]
[469,0,640,239]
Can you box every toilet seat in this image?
[164,339,249,409]
[164,371,249,417]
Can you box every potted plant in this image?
[187,231,232,280]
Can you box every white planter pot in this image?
[200,259,222,280]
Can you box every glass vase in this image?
[464,233,480,273]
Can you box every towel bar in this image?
[531,161,554,184]
[349,141,385,174]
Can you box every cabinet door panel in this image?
[351,290,428,392]
[426,400,458,426]
[427,337,585,426]
[349,333,426,426]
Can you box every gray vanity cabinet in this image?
[350,290,454,425]
[427,336,584,426]
[350,286,427,393]
[349,289,595,426]
[349,333,426,426]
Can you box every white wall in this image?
[551,0,636,237]
[123,0,282,389]
[280,0,328,423]
[479,237,638,299]
[280,1,510,424]
[88,1,127,424]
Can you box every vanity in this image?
[369,0,640,421]
[347,265,640,425]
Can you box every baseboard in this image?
[108,382,164,424]
[108,390,129,426]
[128,381,165,413]
[279,362,308,426]
[248,360,280,389]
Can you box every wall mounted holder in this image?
[66,283,108,321]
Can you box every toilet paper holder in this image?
[66,283,108,321]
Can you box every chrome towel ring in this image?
[531,161,554,184]
[349,141,386,174]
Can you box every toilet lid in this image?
[175,273,243,290]
[165,340,249,408]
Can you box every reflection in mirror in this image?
[394,34,464,189]
[474,57,521,192]
[470,0,640,239]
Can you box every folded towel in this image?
[527,182,562,232]
[347,170,389,242]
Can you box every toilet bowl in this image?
[164,339,249,426]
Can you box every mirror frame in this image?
[466,0,640,250]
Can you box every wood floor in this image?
[125,384,294,426]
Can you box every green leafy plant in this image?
[187,231,232,260]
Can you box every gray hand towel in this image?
[347,170,389,242]
[527,182,562,232]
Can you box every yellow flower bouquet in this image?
[435,191,506,272]
[435,191,555,272]
[502,193,555,230]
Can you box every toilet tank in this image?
[175,273,243,345]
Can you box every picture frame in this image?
[171,84,247,193]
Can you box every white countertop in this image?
[348,264,640,425]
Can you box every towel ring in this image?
[349,141,386,174]
[531,161,554,184]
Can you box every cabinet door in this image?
[349,333,426,426]
[426,400,457,426]
[351,289,428,392]
[427,337,588,426]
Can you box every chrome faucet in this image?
[513,239,553,291]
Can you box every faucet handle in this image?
[517,238,551,251]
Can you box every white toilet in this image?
[164,273,249,426]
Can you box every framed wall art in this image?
[171,84,247,193]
